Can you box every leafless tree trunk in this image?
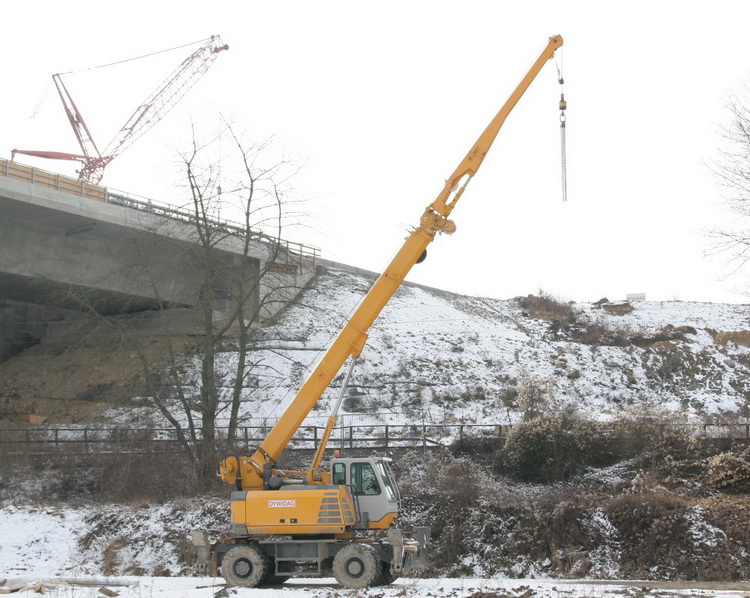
[709,83,750,280]
[151,124,308,482]
[37,124,311,485]
[10,115,316,488]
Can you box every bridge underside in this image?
[0,271,177,315]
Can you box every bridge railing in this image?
[106,189,320,268]
[0,158,106,201]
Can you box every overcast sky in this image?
[6,1,750,304]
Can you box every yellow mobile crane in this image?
[192,34,563,589]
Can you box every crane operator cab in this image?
[331,457,401,529]
[228,455,402,536]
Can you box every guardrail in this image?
[1,422,748,456]
[0,157,106,201]
[105,190,319,267]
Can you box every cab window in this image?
[351,462,381,495]
[332,462,347,485]
[375,460,398,502]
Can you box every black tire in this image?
[222,544,267,588]
[372,561,398,586]
[332,544,380,589]
[260,554,289,586]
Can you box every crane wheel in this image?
[372,563,398,586]
[332,544,380,589]
[222,544,267,587]
[264,575,290,586]
[260,553,289,586]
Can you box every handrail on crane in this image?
[223,35,564,491]
[11,35,228,185]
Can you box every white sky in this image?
[5,1,750,304]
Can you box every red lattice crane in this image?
[12,35,228,185]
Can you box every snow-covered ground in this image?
[5,270,750,596]
[4,496,750,597]
[5,576,749,598]
[1,500,746,596]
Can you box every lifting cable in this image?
[57,36,212,75]
[557,51,567,202]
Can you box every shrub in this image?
[707,451,750,493]
[0,444,214,506]
[517,292,575,325]
[498,414,616,483]
[611,410,698,468]
[605,490,688,578]
[516,374,555,421]
[570,320,632,347]
[397,452,484,572]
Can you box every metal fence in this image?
[0,423,470,455]
[0,422,748,456]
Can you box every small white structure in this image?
[627,293,646,302]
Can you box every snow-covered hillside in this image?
[5,269,750,594]
[127,268,750,429]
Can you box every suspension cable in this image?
[57,37,212,75]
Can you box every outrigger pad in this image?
[190,530,212,575]
[404,526,430,574]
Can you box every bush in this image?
[0,444,215,506]
[707,451,750,493]
[516,374,555,421]
[601,490,748,580]
[611,410,698,468]
[498,414,617,483]
[604,490,688,578]
[517,292,575,325]
[397,451,483,572]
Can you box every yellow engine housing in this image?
[230,485,357,536]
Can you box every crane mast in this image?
[12,35,228,184]
[225,34,564,491]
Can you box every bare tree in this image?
[709,82,750,281]
[28,124,314,484]
[128,124,313,482]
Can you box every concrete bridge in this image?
[0,159,319,361]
